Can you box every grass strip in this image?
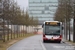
[0,33,36,50]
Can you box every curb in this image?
[62,39,75,46]
[40,41,46,50]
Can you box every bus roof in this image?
[45,21,59,22]
[43,21,60,24]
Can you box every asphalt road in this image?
[43,41,75,50]
[7,35,75,50]
[7,34,43,50]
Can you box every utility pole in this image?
[60,0,63,38]
[73,0,75,42]
[65,0,67,40]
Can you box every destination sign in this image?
[50,23,57,25]
[45,22,60,25]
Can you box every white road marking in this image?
[40,41,46,50]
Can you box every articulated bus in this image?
[42,21,63,43]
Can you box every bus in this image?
[42,21,63,43]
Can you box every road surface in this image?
[43,41,75,50]
[7,35,75,50]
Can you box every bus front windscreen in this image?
[45,25,60,35]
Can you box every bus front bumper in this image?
[43,38,61,41]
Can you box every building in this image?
[28,0,58,22]
[0,0,3,15]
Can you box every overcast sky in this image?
[14,0,28,11]
[14,0,59,21]
[14,0,58,11]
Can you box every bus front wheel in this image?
[43,40,45,43]
[58,41,61,43]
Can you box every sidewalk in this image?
[62,38,75,46]
[7,35,44,50]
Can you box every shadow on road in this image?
[43,41,61,44]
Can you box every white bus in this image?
[42,21,63,43]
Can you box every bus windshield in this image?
[45,25,60,35]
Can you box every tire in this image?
[43,40,45,43]
[58,41,61,43]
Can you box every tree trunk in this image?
[64,22,65,38]
[61,19,63,38]
[26,26,27,34]
[14,25,15,39]
[19,25,20,37]
[24,25,25,36]
[3,18,5,42]
[11,24,12,39]
[32,26,33,33]
[73,0,75,42]
[23,25,24,36]
[66,20,68,40]
[69,20,70,41]
[21,25,22,37]
[17,25,18,38]
[73,19,75,42]
[7,20,9,40]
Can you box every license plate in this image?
[48,39,50,40]
[51,39,54,41]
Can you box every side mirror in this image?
[42,24,44,28]
[42,25,43,28]
[62,27,63,30]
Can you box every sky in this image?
[14,0,58,21]
[14,0,58,11]
[14,0,28,11]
